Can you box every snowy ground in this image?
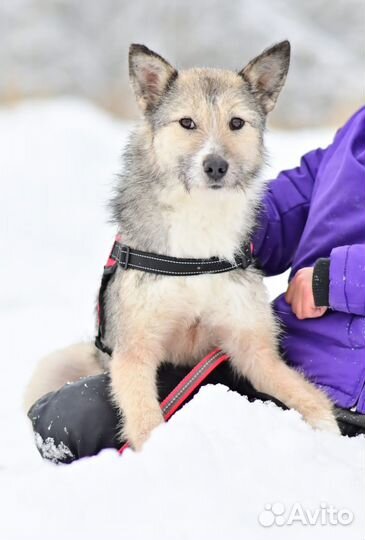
[0,99,364,539]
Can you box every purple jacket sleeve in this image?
[329,245,365,316]
[252,147,326,276]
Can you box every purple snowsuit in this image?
[253,107,365,412]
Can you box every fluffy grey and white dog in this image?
[25,42,339,449]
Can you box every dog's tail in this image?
[23,342,103,413]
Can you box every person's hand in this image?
[285,267,328,319]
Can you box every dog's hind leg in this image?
[110,338,165,451]
[221,325,340,434]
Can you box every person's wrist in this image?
[312,258,330,307]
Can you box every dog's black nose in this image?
[203,154,229,182]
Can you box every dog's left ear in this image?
[239,41,290,114]
[129,44,178,113]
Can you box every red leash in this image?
[119,348,230,454]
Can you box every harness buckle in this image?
[122,244,130,270]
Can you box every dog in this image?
[24,41,340,449]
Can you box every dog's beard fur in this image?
[110,121,268,261]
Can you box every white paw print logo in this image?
[258,502,286,527]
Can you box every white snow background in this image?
[0,99,364,539]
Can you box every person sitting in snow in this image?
[27,107,365,464]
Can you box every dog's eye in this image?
[179,117,197,130]
[229,117,245,130]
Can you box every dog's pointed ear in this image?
[129,44,178,112]
[239,41,290,114]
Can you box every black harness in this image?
[95,236,253,356]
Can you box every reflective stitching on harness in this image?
[114,246,245,266]
[124,262,242,275]
[162,351,222,414]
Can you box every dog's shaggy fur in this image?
[24,42,340,448]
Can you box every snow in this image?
[0,99,364,539]
[34,433,74,463]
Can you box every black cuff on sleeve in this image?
[312,258,330,307]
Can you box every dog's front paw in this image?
[125,408,165,451]
[306,411,341,435]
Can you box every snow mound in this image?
[1,385,364,539]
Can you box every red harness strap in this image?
[119,348,230,454]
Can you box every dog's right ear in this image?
[129,44,178,113]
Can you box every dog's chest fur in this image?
[103,248,268,366]
[158,184,255,260]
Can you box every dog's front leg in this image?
[110,341,164,451]
[222,324,340,434]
